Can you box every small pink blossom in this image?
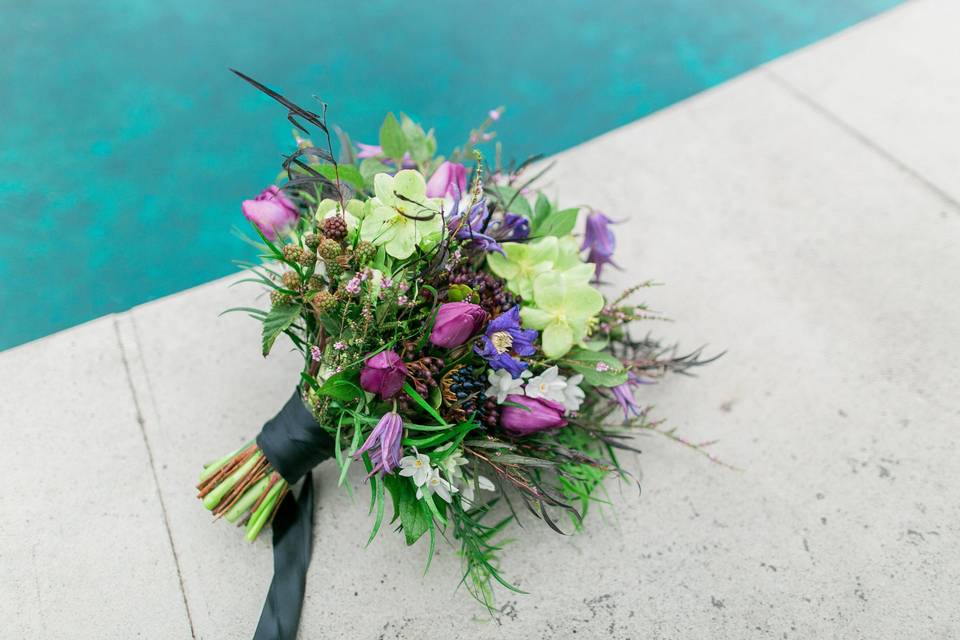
[595,362,611,372]
[310,346,322,362]
[334,341,347,351]
[488,109,501,121]
[397,295,408,306]
[345,277,361,295]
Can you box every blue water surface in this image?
[0,0,899,349]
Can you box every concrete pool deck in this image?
[2,1,958,637]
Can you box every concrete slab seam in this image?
[113,316,198,639]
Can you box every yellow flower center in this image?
[491,331,513,354]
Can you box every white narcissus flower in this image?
[459,474,496,508]
[485,368,531,404]
[561,373,585,413]
[417,467,456,503]
[525,366,568,404]
[398,450,431,487]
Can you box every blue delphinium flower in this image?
[474,305,537,377]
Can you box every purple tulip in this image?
[360,350,407,399]
[581,210,618,279]
[610,381,641,420]
[426,161,468,199]
[500,395,568,435]
[354,411,403,476]
[241,186,299,241]
[430,302,487,349]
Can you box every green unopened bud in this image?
[298,249,317,267]
[304,233,321,250]
[281,244,300,262]
[271,290,293,306]
[318,238,342,262]
[281,271,301,291]
[311,290,336,313]
[354,241,375,264]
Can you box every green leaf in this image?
[366,475,385,546]
[400,114,433,165]
[535,206,579,238]
[403,382,447,426]
[315,164,365,191]
[379,112,407,161]
[261,303,302,356]
[385,475,431,545]
[533,193,552,229]
[562,347,628,387]
[359,157,392,186]
[316,369,362,402]
[491,185,532,217]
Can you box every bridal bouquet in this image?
[198,71,718,637]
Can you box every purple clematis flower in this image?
[448,200,504,254]
[494,212,530,241]
[581,210,618,279]
[241,185,299,241]
[356,143,382,158]
[354,412,403,476]
[610,381,641,420]
[474,306,537,377]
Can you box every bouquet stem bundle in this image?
[198,443,288,541]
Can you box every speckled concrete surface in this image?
[3,1,959,638]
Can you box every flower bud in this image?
[425,161,468,199]
[499,395,567,435]
[241,186,298,241]
[360,350,407,399]
[429,302,487,348]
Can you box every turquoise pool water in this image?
[1,0,900,350]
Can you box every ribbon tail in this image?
[253,471,314,640]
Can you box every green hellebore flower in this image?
[520,269,605,359]
[487,237,559,299]
[359,170,444,259]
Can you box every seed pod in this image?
[298,249,317,267]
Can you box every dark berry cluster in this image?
[441,366,499,427]
[450,268,518,317]
[322,215,348,241]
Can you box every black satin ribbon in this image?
[252,389,335,640]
